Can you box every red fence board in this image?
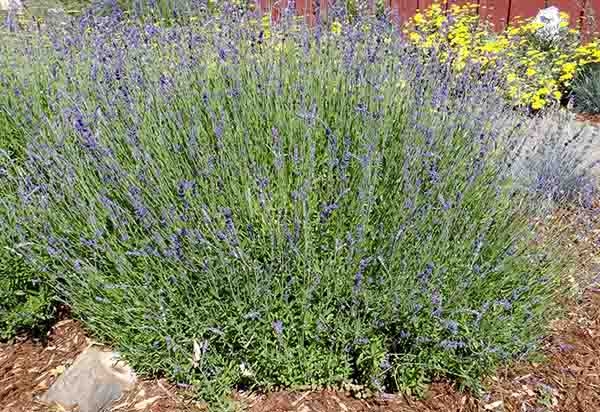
[480,0,512,30]
[257,0,271,16]
[584,0,600,35]
[549,0,584,28]
[270,0,285,21]
[294,0,314,24]
[509,0,546,22]
[418,0,437,11]
[388,0,419,25]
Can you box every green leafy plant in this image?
[572,63,600,114]
[0,254,55,341]
[0,158,55,340]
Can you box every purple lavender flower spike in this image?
[272,320,283,336]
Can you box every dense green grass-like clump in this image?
[0,3,586,405]
[573,63,600,115]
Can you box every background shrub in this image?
[510,110,597,210]
[572,63,600,114]
[0,5,576,404]
[0,33,57,340]
[0,153,55,341]
[403,2,600,110]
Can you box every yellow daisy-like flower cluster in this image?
[404,1,600,110]
[331,21,343,36]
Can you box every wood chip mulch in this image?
[0,319,88,411]
[0,320,195,412]
[577,112,600,125]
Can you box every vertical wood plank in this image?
[549,0,584,28]
[508,0,546,23]
[255,0,598,37]
[257,0,271,16]
[389,0,420,26]
[271,0,286,21]
[584,0,600,35]
[479,0,512,30]
[418,0,436,11]
[296,0,315,25]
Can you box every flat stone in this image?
[41,346,137,412]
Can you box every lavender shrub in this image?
[0,4,576,402]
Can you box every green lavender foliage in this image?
[0,5,578,404]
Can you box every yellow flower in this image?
[531,95,546,110]
[559,73,573,82]
[331,21,342,35]
[537,87,550,96]
[454,60,466,72]
[526,67,537,77]
[561,62,577,73]
[414,13,425,25]
[423,35,435,48]
[507,27,520,36]
[552,91,562,100]
[409,32,421,43]
[434,15,446,28]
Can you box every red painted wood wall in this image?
[257,0,600,37]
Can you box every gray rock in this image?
[41,346,137,412]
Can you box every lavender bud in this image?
[353,257,371,293]
[272,320,283,336]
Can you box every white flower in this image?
[534,7,563,42]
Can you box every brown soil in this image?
[577,112,600,125]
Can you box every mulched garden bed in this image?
[1,204,599,412]
[1,289,598,412]
[244,290,600,412]
[577,112,600,125]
